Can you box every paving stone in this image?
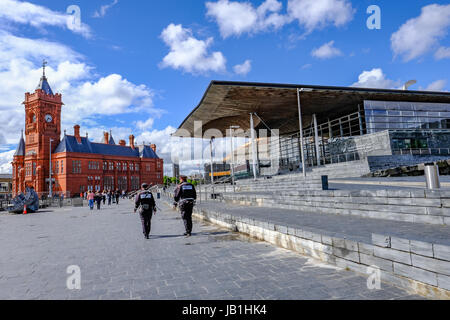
[410,240,434,258]
[411,254,450,276]
[433,244,450,262]
[393,263,438,287]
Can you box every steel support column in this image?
[210,138,215,193]
[297,89,307,177]
[313,114,321,166]
[250,113,258,180]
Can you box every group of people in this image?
[86,190,123,211]
[83,176,197,240]
[134,175,197,239]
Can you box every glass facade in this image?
[364,100,450,134]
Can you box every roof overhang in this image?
[175,81,450,137]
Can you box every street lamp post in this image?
[49,138,54,198]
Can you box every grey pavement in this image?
[0,200,424,300]
[195,201,450,246]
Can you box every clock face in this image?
[45,114,53,123]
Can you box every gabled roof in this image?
[139,145,159,159]
[109,132,116,145]
[36,76,54,95]
[54,135,160,159]
[14,132,25,157]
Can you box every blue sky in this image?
[0,0,449,173]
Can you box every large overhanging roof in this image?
[175,81,450,137]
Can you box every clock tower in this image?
[21,60,63,193]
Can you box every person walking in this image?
[174,176,197,237]
[95,192,102,210]
[102,191,107,205]
[87,190,95,211]
[115,190,120,205]
[134,183,156,239]
[107,191,112,206]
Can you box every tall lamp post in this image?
[403,80,417,91]
[49,138,54,197]
[229,126,240,192]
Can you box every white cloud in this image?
[0,150,15,174]
[435,47,450,60]
[160,24,226,74]
[351,68,399,89]
[288,0,355,33]
[206,0,354,38]
[311,40,342,59]
[65,73,155,122]
[135,118,155,131]
[0,0,91,37]
[391,4,450,61]
[425,80,448,92]
[300,63,312,70]
[93,0,119,18]
[206,0,287,38]
[233,60,252,75]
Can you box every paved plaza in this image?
[0,199,424,300]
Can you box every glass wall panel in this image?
[364,101,450,134]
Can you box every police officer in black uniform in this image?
[134,183,156,239]
[174,176,197,237]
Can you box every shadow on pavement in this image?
[150,231,229,239]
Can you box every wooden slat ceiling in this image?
[175,81,450,137]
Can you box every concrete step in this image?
[216,189,450,226]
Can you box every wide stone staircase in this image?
[165,172,450,299]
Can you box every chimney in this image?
[150,144,157,153]
[74,125,81,143]
[119,140,126,147]
[103,131,109,144]
[129,135,135,149]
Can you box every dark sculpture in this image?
[8,187,40,214]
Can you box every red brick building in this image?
[12,66,163,197]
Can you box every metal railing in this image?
[393,148,450,156]
[0,200,12,211]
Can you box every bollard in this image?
[321,175,329,191]
[425,163,440,190]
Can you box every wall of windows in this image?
[72,160,82,174]
[131,176,140,190]
[88,161,100,170]
[118,176,127,191]
[25,163,32,176]
[104,176,114,191]
[365,100,450,134]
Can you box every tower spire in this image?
[36,59,54,95]
[14,130,25,157]
[42,59,48,77]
